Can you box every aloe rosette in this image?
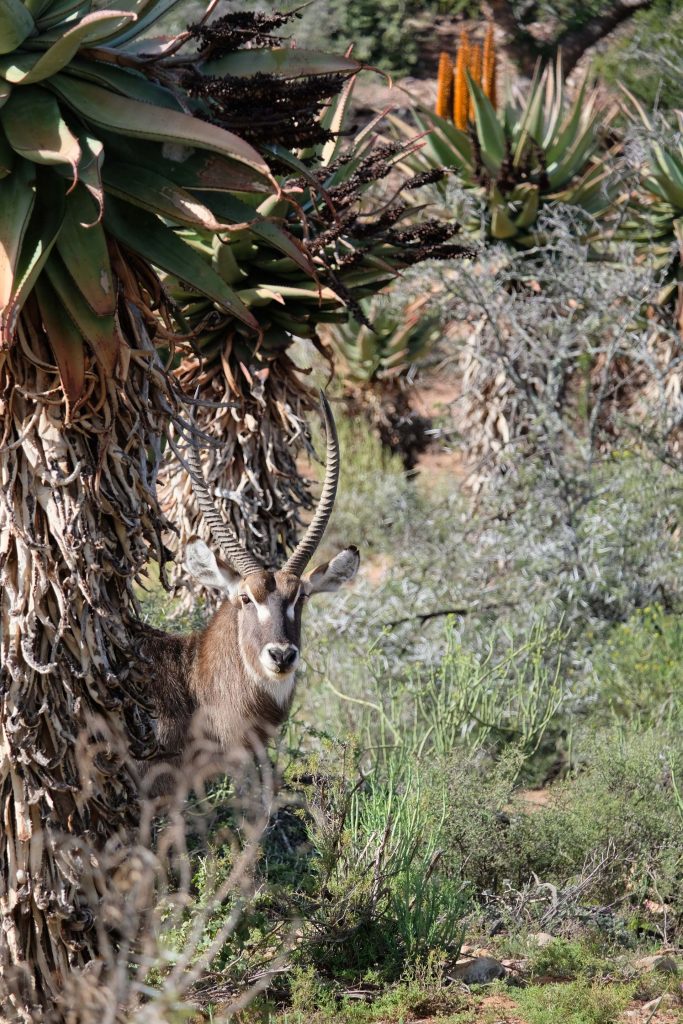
[327,294,442,383]
[392,58,618,248]
[0,0,361,415]
[620,94,683,328]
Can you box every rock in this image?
[527,932,554,948]
[451,955,507,985]
[634,954,679,975]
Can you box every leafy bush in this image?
[322,0,473,76]
[598,0,683,109]
[587,606,683,728]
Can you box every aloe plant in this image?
[392,56,618,248]
[620,95,683,331]
[329,295,442,383]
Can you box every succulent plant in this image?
[328,294,442,383]
[0,0,362,414]
[393,49,618,248]
[620,94,683,330]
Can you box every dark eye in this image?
[240,594,252,606]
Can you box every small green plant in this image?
[588,605,683,728]
[514,978,635,1024]
[527,939,604,981]
[328,295,442,384]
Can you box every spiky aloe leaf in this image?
[103,196,260,331]
[101,161,232,232]
[198,49,359,79]
[513,184,539,228]
[51,76,273,190]
[43,250,119,373]
[0,122,13,174]
[467,73,505,171]
[55,186,114,315]
[1,168,65,343]
[34,271,86,411]
[0,11,134,82]
[0,157,34,309]
[1,86,81,180]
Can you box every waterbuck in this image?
[140,393,359,779]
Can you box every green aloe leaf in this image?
[65,57,181,110]
[56,186,114,315]
[199,48,359,79]
[35,271,86,412]
[541,58,564,149]
[23,0,51,17]
[0,0,35,55]
[467,73,505,172]
[97,128,264,193]
[1,167,65,343]
[70,130,103,218]
[44,250,119,373]
[102,0,182,45]
[0,158,35,312]
[514,184,540,228]
[319,74,356,167]
[415,108,474,167]
[36,0,90,31]
[1,86,81,181]
[547,123,597,190]
[0,11,135,84]
[0,122,13,175]
[103,195,260,332]
[512,63,543,165]
[102,161,231,232]
[51,75,273,190]
[490,187,517,239]
[0,78,10,106]
[546,80,591,164]
[195,191,315,275]
[652,173,683,210]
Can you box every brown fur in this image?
[137,572,303,778]
[136,546,360,789]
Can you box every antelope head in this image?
[183,393,360,690]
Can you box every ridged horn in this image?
[283,391,340,578]
[185,445,263,579]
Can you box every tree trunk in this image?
[0,303,172,1020]
[483,0,653,77]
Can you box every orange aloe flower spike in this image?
[435,51,454,118]
[453,28,470,131]
[482,21,497,110]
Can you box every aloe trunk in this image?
[0,315,173,1017]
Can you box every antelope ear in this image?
[303,546,360,595]
[184,537,241,596]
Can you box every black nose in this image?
[267,644,298,670]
